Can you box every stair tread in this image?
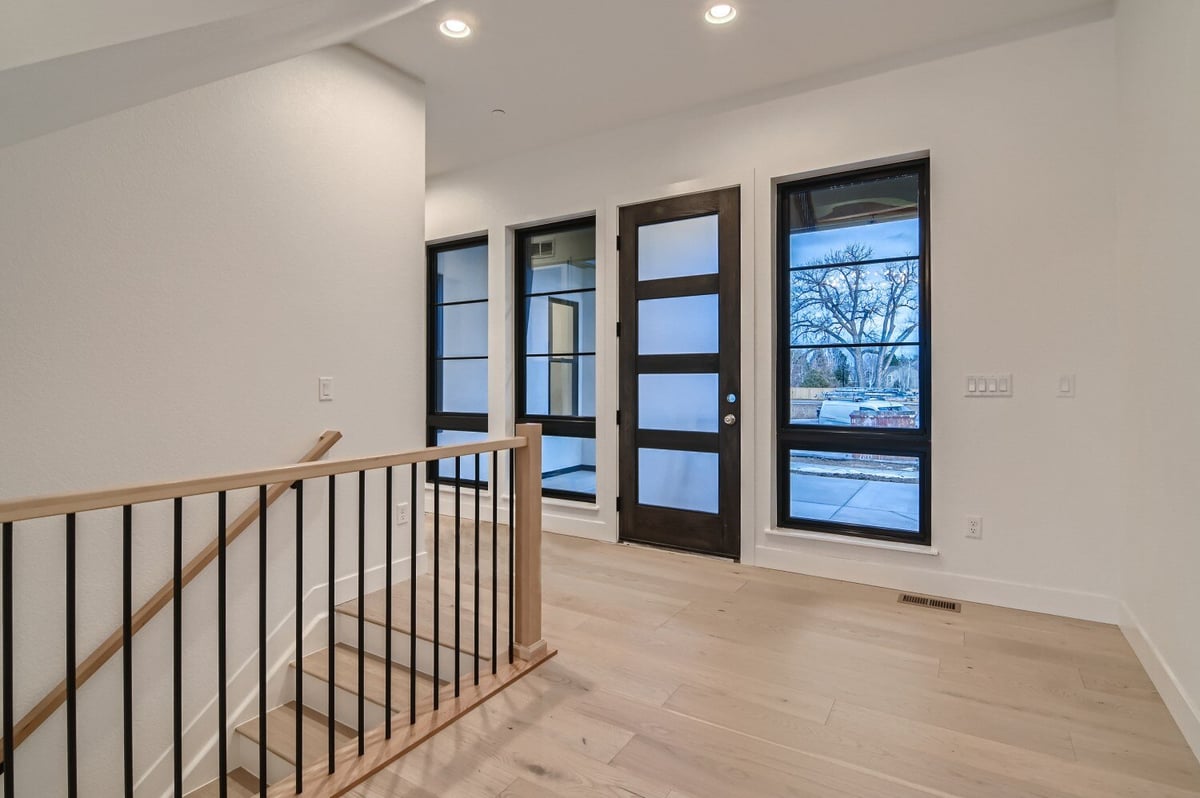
[337,574,507,660]
[294,643,443,711]
[185,767,258,798]
[234,701,355,767]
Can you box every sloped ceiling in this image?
[0,0,434,148]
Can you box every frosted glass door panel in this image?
[438,303,489,357]
[437,359,487,413]
[638,294,719,355]
[433,430,490,482]
[435,245,489,303]
[638,448,720,514]
[639,373,719,432]
[638,215,719,281]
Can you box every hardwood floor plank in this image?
[352,532,1200,797]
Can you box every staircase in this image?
[0,426,552,798]
[188,555,496,796]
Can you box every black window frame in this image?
[775,159,932,545]
[427,235,490,488]
[515,217,598,503]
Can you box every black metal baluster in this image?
[473,453,480,686]
[173,498,183,797]
[454,457,461,697]
[326,475,335,773]
[217,493,228,798]
[66,513,78,798]
[491,451,498,675]
[294,480,304,792]
[385,467,393,739]
[508,449,515,665]
[123,505,134,798]
[3,521,15,797]
[258,486,267,796]
[432,464,440,711]
[409,465,417,725]
[356,471,365,757]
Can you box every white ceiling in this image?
[356,0,1111,176]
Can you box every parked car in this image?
[818,393,917,426]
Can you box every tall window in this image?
[428,237,489,484]
[516,219,597,501]
[777,161,930,544]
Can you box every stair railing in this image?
[0,430,343,778]
[0,424,547,797]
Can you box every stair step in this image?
[234,701,355,768]
[337,575,506,660]
[184,767,258,798]
[294,643,442,710]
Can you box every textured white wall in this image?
[0,45,426,795]
[427,20,1123,621]
[1115,0,1200,757]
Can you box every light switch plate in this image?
[318,377,334,402]
[1057,374,1076,398]
[965,374,1013,398]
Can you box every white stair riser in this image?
[233,729,294,785]
[334,611,483,683]
[293,666,390,729]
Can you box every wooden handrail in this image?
[0,430,343,763]
[0,435,527,524]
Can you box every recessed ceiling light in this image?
[705,4,737,24]
[439,19,471,38]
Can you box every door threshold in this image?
[618,539,738,563]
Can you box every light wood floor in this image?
[351,532,1200,797]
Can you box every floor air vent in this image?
[898,593,961,612]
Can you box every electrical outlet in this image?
[966,515,983,539]
[395,502,410,525]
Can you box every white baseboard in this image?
[1119,602,1200,760]
[756,540,1120,623]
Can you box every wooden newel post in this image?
[513,423,547,661]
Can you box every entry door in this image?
[618,187,740,558]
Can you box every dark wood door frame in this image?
[617,187,741,559]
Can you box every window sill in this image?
[765,527,939,556]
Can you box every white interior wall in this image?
[427,20,1124,622]
[0,45,426,795]
[1114,0,1200,757]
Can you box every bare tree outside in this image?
[789,242,919,392]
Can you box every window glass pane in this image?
[438,302,489,357]
[432,429,490,482]
[787,346,919,427]
[523,355,595,417]
[638,373,719,432]
[787,449,919,533]
[542,435,596,497]
[785,173,920,262]
[435,243,489,303]
[436,358,487,414]
[789,262,919,347]
[525,226,596,293]
[789,216,920,265]
[524,292,595,354]
[638,294,718,355]
[638,215,719,281]
[638,448,719,513]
